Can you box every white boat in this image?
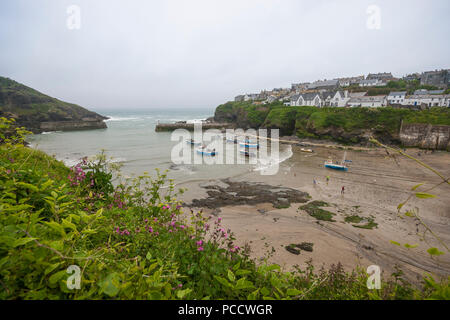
[300,148,314,153]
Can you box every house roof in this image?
[308,80,338,89]
[303,92,320,100]
[320,91,335,99]
[406,94,446,99]
[349,92,367,98]
[348,95,386,103]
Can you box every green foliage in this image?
[300,201,335,222]
[352,218,378,230]
[344,215,364,223]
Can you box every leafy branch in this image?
[369,137,449,254]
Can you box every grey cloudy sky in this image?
[0,0,449,111]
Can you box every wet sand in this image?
[178,144,450,283]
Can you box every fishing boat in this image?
[186,139,202,146]
[324,151,348,171]
[196,148,218,156]
[324,160,348,171]
[239,140,259,149]
[300,148,314,153]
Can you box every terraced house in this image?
[404,94,450,107]
[387,91,407,104]
[347,95,387,108]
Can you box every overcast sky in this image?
[0,0,449,111]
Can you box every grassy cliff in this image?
[214,101,450,145]
[0,76,107,132]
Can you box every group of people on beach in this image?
[313,176,345,195]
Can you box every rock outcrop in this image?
[400,123,450,151]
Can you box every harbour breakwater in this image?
[155,122,234,132]
[39,120,107,132]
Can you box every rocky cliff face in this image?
[0,76,108,133]
[214,102,450,150]
[400,123,450,151]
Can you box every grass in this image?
[344,215,364,223]
[353,218,378,230]
[300,201,335,222]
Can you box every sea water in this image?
[28,108,292,185]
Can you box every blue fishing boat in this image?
[324,151,348,171]
[239,141,259,149]
[324,160,348,171]
[196,148,218,156]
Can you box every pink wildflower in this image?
[197,246,204,252]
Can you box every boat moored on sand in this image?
[324,151,349,171]
[324,160,348,171]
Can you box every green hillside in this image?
[0,77,107,132]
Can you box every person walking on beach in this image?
[326,176,330,185]
[313,178,317,186]
[341,186,345,195]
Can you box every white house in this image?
[330,90,350,107]
[304,93,322,107]
[387,91,407,105]
[404,95,449,107]
[265,95,278,103]
[319,91,335,107]
[290,93,322,107]
[347,95,387,108]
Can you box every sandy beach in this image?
[178,143,450,284]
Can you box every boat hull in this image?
[324,164,348,171]
[196,150,218,156]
